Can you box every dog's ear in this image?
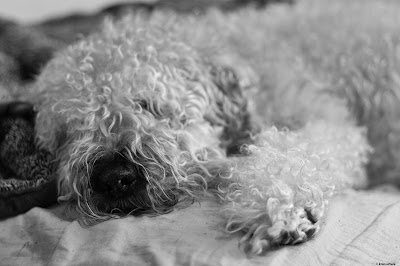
[209,65,260,155]
[210,65,244,104]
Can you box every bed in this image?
[1,188,399,265]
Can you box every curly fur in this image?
[14,1,388,256]
[218,121,370,254]
[27,15,249,225]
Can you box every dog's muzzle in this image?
[90,154,147,199]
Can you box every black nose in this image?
[90,154,146,198]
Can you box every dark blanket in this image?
[0,102,56,218]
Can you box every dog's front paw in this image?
[239,206,319,256]
[273,207,319,245]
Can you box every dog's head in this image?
[30,17,240,224]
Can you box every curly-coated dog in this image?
[14,9,371,255]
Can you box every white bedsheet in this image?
[1,189,399,266]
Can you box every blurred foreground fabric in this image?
[1,189,399,265]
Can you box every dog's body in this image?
[14,8,372,255]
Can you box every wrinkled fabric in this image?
[1,189,399,266]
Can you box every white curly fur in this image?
[219,121,370,254]
[27,14,240,223]
[17,5,376,256]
